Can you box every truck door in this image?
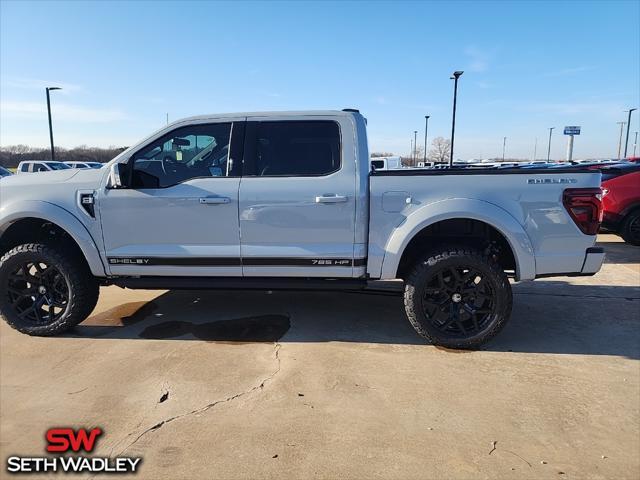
[99,120,245,276]
[239,117,359,277]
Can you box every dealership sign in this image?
[564,126,581,135]
[5,428,142,474]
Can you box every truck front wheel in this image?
[620,209,640,246]
[404,247,512,349]
[0,243,99,336]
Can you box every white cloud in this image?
[522,101,622,117]
[541,66,596,78]
[1,76,82,94]
[464,46,491,73]
[1,100,126,123]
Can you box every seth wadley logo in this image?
[6,428,142,474]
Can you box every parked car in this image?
[0,109,605,348]
[64,161,104,169]
[0,166,12,178]
[600,163,640,245]
[16,161,71,174]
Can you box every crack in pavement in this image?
[111,342,282,458]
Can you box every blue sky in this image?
[1,0,639,159]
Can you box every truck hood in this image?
[0,168,106,211]
[0,169,81,187]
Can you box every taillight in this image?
[562,188,603,235]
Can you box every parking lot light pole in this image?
[449,71,463,167]
[624,108,637,158]
[46,87,62,162]
[634,131,638,156]
[547,127,554,161]
[502,137,507,161]
[410,137,413,164]
[424,116,430,163]
[413,130,418,163]
[617,121,627,158]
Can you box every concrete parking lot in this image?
[1,234,638,479]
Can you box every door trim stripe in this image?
[108,257,367,267]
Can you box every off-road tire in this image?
[0,243,99,336]
[620,209,640,246]
[404,247,512,349]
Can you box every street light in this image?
[634,131,638,157]
[547,127,555,161]
[413,130,418,163]
[46,87,62,162]
[617,121,627,158]
[624,108,637,158]
[449,71,463,167]
[502,136,507,161]
[423,116,430,163]
[410,137,414,163]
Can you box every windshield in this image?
[0,166,11,176]
[46,162,71,170]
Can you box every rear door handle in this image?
[199,196,231,205]
[315,194,348,204]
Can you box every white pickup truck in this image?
[0,110,605,348]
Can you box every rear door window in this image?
[246,121,341,177]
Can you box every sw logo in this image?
[46,427,103,453]
[5,427,142,474]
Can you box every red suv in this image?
[600,163,640,245]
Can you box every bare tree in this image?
[0,145,128,168]
[428,137,451,163]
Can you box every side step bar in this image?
[106,277,404,293]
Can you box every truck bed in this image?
[368,167,602,281]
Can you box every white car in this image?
[65,161,104,169]
[16,161,71,174]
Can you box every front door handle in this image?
[199,196,230,205]
[315,194,348,204]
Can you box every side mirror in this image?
[108,163,129,189]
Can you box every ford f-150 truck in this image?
[0,110,605,348]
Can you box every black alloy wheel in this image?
[621,210,640,246]
[420,265,496,337]
[404,247,513,349]
[0,244,99,336]
[6,261,70,324]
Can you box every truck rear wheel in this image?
[0,243,99,336]
[404,247,512,349]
